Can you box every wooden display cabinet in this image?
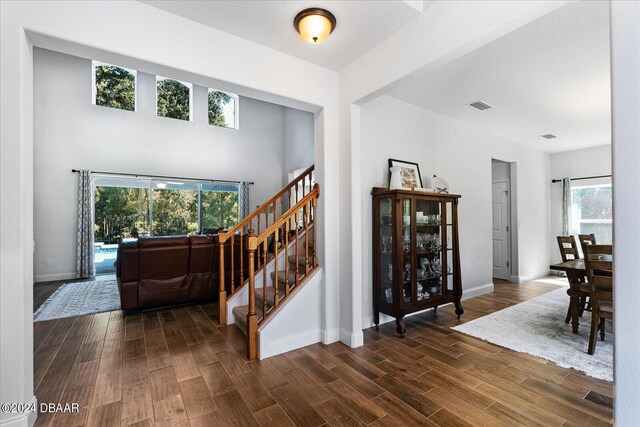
[372,188,463,337]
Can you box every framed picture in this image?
[388,158,423,189]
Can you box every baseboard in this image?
[0,396,37,427]
[339,328,364,348]
[34,272,76,283]
[462,282,494,300]
[322,328,340,344]
[259,329,322,360]
[517,269,552,284]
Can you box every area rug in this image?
[34,276,120,322]
[452,287,613,381]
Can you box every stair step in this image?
[232,304,264,335]
[270,270,303,286]
[255,286,286,306]
[288,255,314,267]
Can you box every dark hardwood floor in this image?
[32,277,613,426]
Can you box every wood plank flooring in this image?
[33,277,613,426]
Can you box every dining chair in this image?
[583,244,613,355]
[557,235,580,261]
[578,233,597,256]
[557,235,590,323]
[577,234,597,312]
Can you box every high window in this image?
[571,183,612,244]
[157,77,192,121]
[92,61,136,111]
[208,89,238,129]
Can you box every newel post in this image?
[218,233,227,325]
[246,229,258,360]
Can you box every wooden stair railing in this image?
[245,183,320,359]
[218,165,314,324]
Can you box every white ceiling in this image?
[140,0,424,71]
[388,1,611,153]
[140,1,610,154]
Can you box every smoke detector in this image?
[541,134,557,139]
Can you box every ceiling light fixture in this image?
[294,8,336,44]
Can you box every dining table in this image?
[549,259,587,334]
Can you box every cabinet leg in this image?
[374,310,379,332]
[433,306,438,317]
[455,299,464,319]
[395,317,406,338]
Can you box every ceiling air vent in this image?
[541,134,557,140]
[468,100,492,111]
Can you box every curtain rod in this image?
[71,169,254,185]
[551,174,611,184]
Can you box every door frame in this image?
[491,158,519,283]
[492,178,512,280]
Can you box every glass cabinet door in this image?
[379,198,393,304]
[401,198,413,304]
[415,198,443,301]
[445,201,455,293]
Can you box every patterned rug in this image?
[452,287,613,381]
[34,276,120,322]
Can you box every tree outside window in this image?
[571,183,612,245]
[208,89,237,128]
[157,77,192,121]
[93,62,136,111]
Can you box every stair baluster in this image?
[285,222,290,297]
[262,240,268,317]
[304,203,309,275]
[230,234,235,294]
[218,237,226,324]
[274,228,279,308]
[246,229,258,360]
[295,210,300,286]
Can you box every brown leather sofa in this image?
[116,234,249,310]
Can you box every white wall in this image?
[283,108,315,182]
[33,48,314,282]
[610,1,640,423]
[360,95,551,327]
[548,145,611,264]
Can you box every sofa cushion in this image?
[137,236,190,248]
[117,240,139,283]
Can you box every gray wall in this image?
[284,107,315,182]
[491,159,511,181]
[33,48,313,281]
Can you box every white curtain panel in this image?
[561,177,572,236]
[76,170,95,278]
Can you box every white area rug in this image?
[452,287,613,381]
[34,276,120,322]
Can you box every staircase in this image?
[217,165,320,359]
[233,231,315,335]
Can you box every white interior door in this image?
[492,180,511,280]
